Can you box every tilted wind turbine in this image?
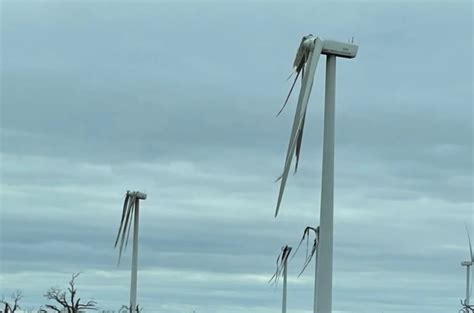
[114,190,147,313]
[462,225,474,307]
[269,245,292,313]
[274,35,358,313]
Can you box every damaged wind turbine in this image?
[274,34,358,313]
[292,226,320,278]
[269,245,292,313]
[291,226,320,312]
[114,190,147,313]
[461,225,474,308]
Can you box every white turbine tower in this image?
[114,190,147,313]
[269,245,292,313]
[274,35,358,313]
[462,226,474,307]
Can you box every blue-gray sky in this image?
[0,1,473,312]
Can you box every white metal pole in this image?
[467,265,471,305]
[312,246,319,313]
[282,257,288,313]
[130,199,140,313]
[315,54,336,313]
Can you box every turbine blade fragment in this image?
[277,70,302,117]
[286,70,296,81]
[305,230,310,260]
[269,246,292,286]
[466,224,473,261]
[290,237,305,262]
[298,239,318,277]
[294,108,307,173]
[290,226,312,262]
[282,246,292,264]
[274,37,324,217]
[269,251,282,285]
[288,226,319,276]
[118,195,134,265]
[124,197,135,250]
[115,193,130,248]
[277,45,308,117]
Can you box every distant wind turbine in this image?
[290,226,320,312]
[269,245,292,313]
[461,225,474,308]
[292,226,320,277]
[114,190,147,313]
[274,34,358,313]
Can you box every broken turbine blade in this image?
[274,37,324,217]
[115,193,130,248]
[117,195,135,264]
[124,196,136,250]
[466,224,474,262]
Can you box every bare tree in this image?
[1,290,23,313]
[460,299,474,313]
[118,304,143,313]
[44,273,97,313]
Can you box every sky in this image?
[0,1,473,312]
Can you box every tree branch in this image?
[1,290,23,313]
[44,273,97,313]
[45,304,62,313]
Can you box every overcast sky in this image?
[0,1,473,312]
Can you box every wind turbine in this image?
[114,190,147,313]
[269,245,292,313]
[274,34,358,313]
[292,226,320,278]
[462,226,474,308]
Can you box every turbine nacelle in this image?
[294,35,358,66]
[322,39,358,59]
[127,190,147,200]
[461,261,473,266]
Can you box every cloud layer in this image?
[1,1,472,313]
